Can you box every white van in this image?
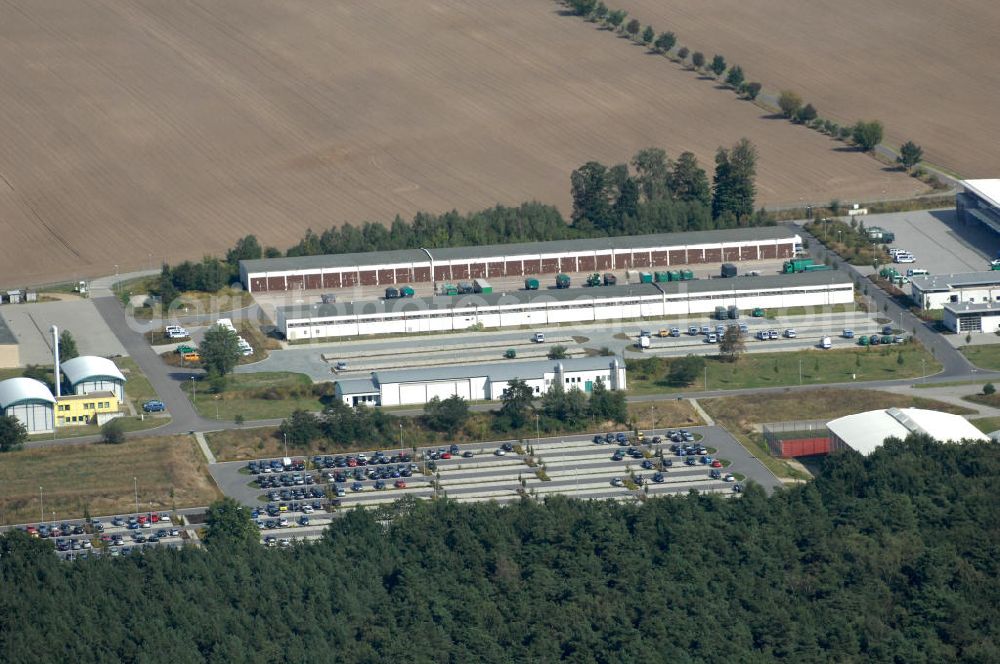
[906,268,929,277]
[821,337,832,349]
[532,332,545,343]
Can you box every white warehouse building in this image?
[0,377,56,434]
[910,272,1000,311]
[279,272,854,341]
[335,356,627,408]
[828,407,988,456]
[59,356,127,404]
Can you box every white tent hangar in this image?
[0,377,56,434]
[60,356,126,403]
[827,408,988,455]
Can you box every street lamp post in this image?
[399,423,403,456]
[190,377,196,403]
[133,477,139,516]
[283,432,289,458]
[535,414,540,453]
[39,486,43,525]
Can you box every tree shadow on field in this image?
[760,113,787,120]
[832,145,862,153]
[553,9,577,16]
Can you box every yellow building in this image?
[55,391,121,427]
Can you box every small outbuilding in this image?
[60,356,127,403]
[0,377,56,434]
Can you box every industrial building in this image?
[277,271,854,341]
[55,392,121,427]
[827,408,988,455]
[335,356,626,407]
[59,356,127,403]
[240,227,801,293]
[956,179,1000,233]
[0,377,56,434]
[941,302,1000,334]
[910,272,1000,310]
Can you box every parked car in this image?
[842,328,854,339]
[784,329,797,338]
[142,400,166,413]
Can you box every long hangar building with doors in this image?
[277,271,853,340]
[239,227,801,292]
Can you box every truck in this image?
[751,307,765,317]
[586,273,602,287]
[727,305,740,320]
[678,269,694,281]
[654,271,670,283]
[782,258,814,273]
[555,274,571,289]
[457,282,474,294]
[721,263,738,278]
[524,278,539,291]
[639,272,653,284]
[637,336,651,349]
[399,285,415,298]
[603,273,617,286]
[803,263,832,272]
[441,283,459,296]
[866,226,896,243]
[473,279,492,294]
[384,287,400,299]
[714,306,728,321]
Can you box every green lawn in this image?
[960,344,1000,371]
[628,344,940,394]
[970,417,1000,434]
[189,371,319,420]
[29,414,171,441]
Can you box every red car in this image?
[394,480,407,489]
[347,458,358,467]
[711,460,722,468]
[441,452,452,460]
[150,513,159,523]
[137,515,147,525]
[26,526,38,538]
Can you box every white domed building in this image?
[60,356,126,404]
[0,377,56,434]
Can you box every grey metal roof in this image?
[241,226,798,274]
[60,356,126,386]
[335,378,379,394]
[0,377,55,408]
[279,271,851,321]
[371,355,621,385]
[910,272,1000,292]
[943,302,1000,315]
[0,317,15,346]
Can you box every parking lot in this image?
[10,512,192,561]
[209,426,781,545]
[859,209,997,276]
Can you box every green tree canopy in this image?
[897,141,923,171]
[795,103,818,124]
[712,138,758,221]
[423,395,470,433]
[724,65,744,89]
[718,325,746,362]
[625,18,641,37]
[668,152,711,206]
[279,409,321,446]
[631,147,670,203]
[676,46,689,62]
[641,25,655,45]
[101,418,125,444]
[743,81,762,100]
[778,89,803,118]
[203,497,259,548]
[497,378,535,430]
[653,31,676,53]
[852,120,884,152]
[58,330,78,361]
[691,51,705,69]
[199,324,242,377]
[0,414,27,452]
[709,54,727,78]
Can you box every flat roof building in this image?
[827,408,988,455]
[957,179,1000,234]
[942,301,1000,334]
[278,271,854,341]
[910,271,1000,310]
[240,227,802,292]
[55,391,121,427]
[335,356,626,407]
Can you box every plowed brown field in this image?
[0,0,922,286]
[615,0,1000,177]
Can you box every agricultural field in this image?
[614,0,1000,176]
[0,0,921,286]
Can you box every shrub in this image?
[102,418,126,445]
[984,383,996,396]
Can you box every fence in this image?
[763,420,833,458]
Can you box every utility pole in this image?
[133,477,139,516]
[283,432,289,458]
[399,423,403,455]
[39,486,43,525]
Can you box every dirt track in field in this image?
[0,0,923,286]
[615,0,1000,178]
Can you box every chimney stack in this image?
[52,325,61,398]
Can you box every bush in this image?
[984,383,996,396]
[102,418,126,445]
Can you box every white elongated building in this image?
[335,356,626,407]
[278,271,854,341]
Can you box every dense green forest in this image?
[7,435,991,663]
[158,144,769,296]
